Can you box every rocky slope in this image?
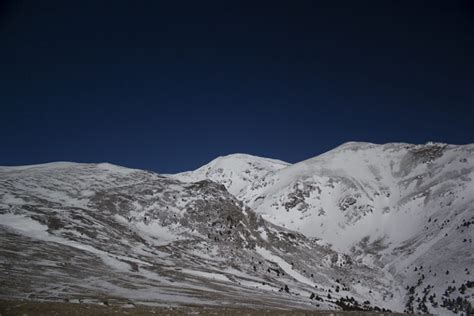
[176,142,474,315]
[0,162,396,312]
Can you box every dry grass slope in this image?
[0,300,409,316]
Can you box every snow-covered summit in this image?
[172,153,290,196]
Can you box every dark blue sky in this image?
[1,1,473,173]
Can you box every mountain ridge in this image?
[171,141,474,314]
[1,142,473,314]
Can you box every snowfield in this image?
[1,142,473,314]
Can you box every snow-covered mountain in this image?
[0,161,395,312]
[1,142,473,314]
[175,142,474,315]
[173,153,289,196]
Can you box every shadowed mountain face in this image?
[1,142,473,314]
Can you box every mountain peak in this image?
[210,153,289,165]
[172,153,289,196]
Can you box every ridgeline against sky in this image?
[1,1,473,173]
